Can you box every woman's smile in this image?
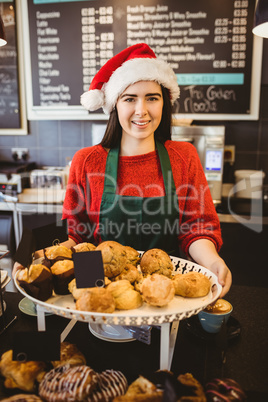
[131,119,151,127]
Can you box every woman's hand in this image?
[188,239,232,298]
[207,258,232,298]
[12,261,24,278]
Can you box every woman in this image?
[13,43,231,297]
[62,43,231,297]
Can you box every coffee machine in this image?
[171,125,225,205]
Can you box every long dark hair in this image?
[100,85,172,149]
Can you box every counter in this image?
[0,285,267,401]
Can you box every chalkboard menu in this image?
[0,1,27,134]
[23,0,262,120]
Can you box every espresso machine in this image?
[171,125,225,205]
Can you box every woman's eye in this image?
[148,96,159,101]
[124,97,135,102]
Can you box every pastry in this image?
[51,342,86,368]
[76,287,116,313]
[106,280,143,310]
[133,272,146,293]
[113,264,140,284]
[177,372,206,401]
[124,246,140,266]
[50,259,75,295]
[0,395,43,402]
[17,264,53,301]
[44,245,72,262]
[173,272,211,298]
[140,249,173,278]
[68,278,89,301]
[141,274,175,307]
[69,278,111,301]
[72,242,96,252]
[88,369,128,401]
[95,241,127,278]
[114,375,162,401]
[0,350,47,393]
[205,378,247,401]
[39,364,98,402]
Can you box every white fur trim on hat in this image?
[80,88,104,112]
[102,58,180,114]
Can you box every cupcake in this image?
[17,264,53,301]
[43,245,72,268]
[50,259,75,295]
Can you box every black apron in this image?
[99,141,180,255]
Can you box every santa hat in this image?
[80,43,180,115]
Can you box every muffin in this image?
[17,264,53,301]
[43,245,72,268]
[113,264,140,284]
[50,259,75,295]
[95,241,127,278]
[140,249,173,278]
[124,246,140,266]
[72,242,96,253]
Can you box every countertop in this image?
[0,285,267,401]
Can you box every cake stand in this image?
[14,256,222,370]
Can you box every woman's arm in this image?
[12,237,77,277]
[188,238,232,298]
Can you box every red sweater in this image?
[62,140,222,256]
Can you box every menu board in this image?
[0,1,27,134]
[23,0,262,120]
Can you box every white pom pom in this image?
[80,89,104,111]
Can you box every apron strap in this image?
[103,145,120,194]
[155,141,176,196]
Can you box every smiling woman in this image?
[13,43,231,298]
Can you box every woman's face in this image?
[116,81,164,143]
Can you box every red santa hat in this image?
[80,43,180,115]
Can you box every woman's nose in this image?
[135,99,148,116]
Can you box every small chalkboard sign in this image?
[73,251,105,289]
[12,330,60,361]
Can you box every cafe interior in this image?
[0,1,268,401]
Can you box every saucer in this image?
[88,323,136,343]
[185,315,241,341]
[19,297,53,317]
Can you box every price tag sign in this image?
[73,251,104,289]
[14,219,68,267]
[12,331,60,361]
